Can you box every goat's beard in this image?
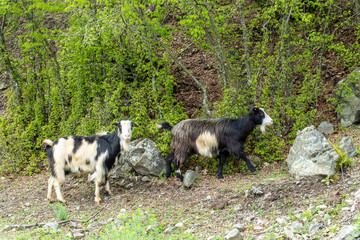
[121,140,130,152]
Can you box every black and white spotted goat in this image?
[157,106,273,181]
[41,120,137,204]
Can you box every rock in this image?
[284,228,296,239]
[317,121,334,134]
[286,126,340,179]
[244,190,249,198]
[339,137,358,158]
[245,216,255,222]
[112,139,142,175]
[353,189,360,199]
[276,217,287,225]
[125,183,134,189]
[118,208,127,216]
[251,186,264,195]
[141,176,151,182]
[0,78,9,91]
[248,155,261,167]
[308,223,322,233]
[233,224,245,232]
[332,225,359,240]
[211,200,228,210]
[44,222,59,229]
[73,232,85,239]
[86,222,98,229]
[333,68,360,127]
[317,204,327,210]
[175,222,184,228]
[164,226,175,233]
[225,229,244,240]
[183,170,199,188]
[290,221,303,231]
[124,138,166,176]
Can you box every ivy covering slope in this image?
[0,0,359,175]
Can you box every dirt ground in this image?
[1,156,360,239]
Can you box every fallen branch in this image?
[2,195,121,232]
[2,219,85,232]
[86,195,122,223]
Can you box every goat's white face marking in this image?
[118,120,133,152]
[259,108,273,134]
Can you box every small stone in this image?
[317,121,334,134]
[183,170,199,188]
[251,186,264,195]
[44,222,59,229]
[86,222,98,229]
[245,216,255,222]
[284,228,295,239]
[225,229,243,240]
[317,204,327,210]
[126,183,134,188]
[276,217,287,225]
[233,224,245,231]
[175,222,184,228]
[290,221,303,231]
[333,225,358,240]
[73,232,85,239]
[117,208,127,217]
[352,189,360,199]
[164,227,175,233]
[244,190,249,198]
[25,202,31,207]
[308,223,322,233]
[141,176,151,182]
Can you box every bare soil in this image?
[1,152,360,239]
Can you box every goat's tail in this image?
[157,122,173,131]
[41,139,54,148]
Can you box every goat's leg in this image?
[239,152,256,173]
[173,159,184,182]
[53,175,66,204]
[217,151,229,179]
[165,152,175,178]
[94,180,102,204]
[47,176,55,201]
[104,173,112,195]
[92,170,103,204]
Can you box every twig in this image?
[85,195,122,223]
[2,219,85,232]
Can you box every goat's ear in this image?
[131,122,138,128]
[113,123,119,128]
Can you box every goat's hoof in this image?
[95,198,102,204]
[59,200,67,205]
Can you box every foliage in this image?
[328,140,355,171]
[0,0,360,175]
[94,209,198,240]
[321,174,339,186]
[51,203,68,221]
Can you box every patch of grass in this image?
[93,209,198,240]
[52,203,68,221]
